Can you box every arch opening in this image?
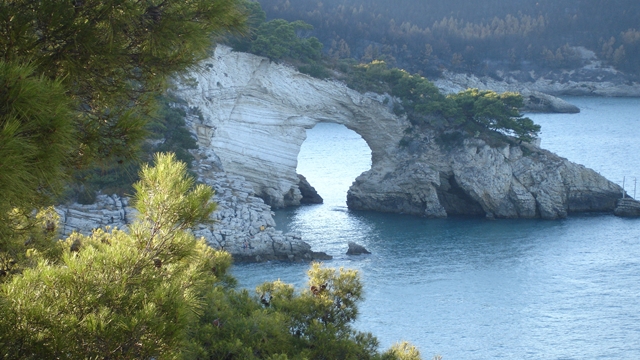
[295,122,372,207]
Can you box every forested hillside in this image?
[255,0,640,76]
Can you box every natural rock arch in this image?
[178,45,408,208]
[176,46,622,219]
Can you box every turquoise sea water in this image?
[232,97,640,359]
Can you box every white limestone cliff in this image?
[56,45,627,262]
[176,45,409,208]
[175,45,622,220]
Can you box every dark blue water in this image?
[232,97,640,359]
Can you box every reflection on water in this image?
[233,99,640,359]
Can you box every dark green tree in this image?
[0,154,422,359]
[0,0,246,244]
[250,19,323,62]
[448,89,541,143]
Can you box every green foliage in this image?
[344,61,539,144]
[0,0,246,237]
[0,207,63,282]
[241,18,323,62]
[65,95,200,204]
[0,153,223,358]
[0,62,75,240]
[448,89,541,143]
[1,0,245,166]
[257,0,640,74]
[382,342,422,360]
[345,60,455,123]
[0,154,422,359]
[150,100,199,167]
[191,262,393,359]
[298,62,332,79]
[227,3,324,72]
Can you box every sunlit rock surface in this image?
[176,45,407,208]
[176,46,621,220]
[57,46,626,262]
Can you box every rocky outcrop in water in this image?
[298,174,323,204]
[56,46,628,261]
[520,91,580,113]
[171,46,622,220]
[346,242,371,255]
[176,45,406,209]
[347,135,622,219]
[614,198,640,217]
[435,74,581,113]
[434,60,640,110]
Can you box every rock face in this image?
[55,194,136,235]
[614,198,640,217]
[56,153,330,262]
[56,46,628,261]
[347,136,622,219]
[172,46,622,220]
[176,45,405,209]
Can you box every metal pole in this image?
[622,176,626,198]
[634,177,637,199]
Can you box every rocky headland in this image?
[57,45,629,261]
[434,48,640,113]
[177,46,622,219]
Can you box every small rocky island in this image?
[57,46,629,262]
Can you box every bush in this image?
[0,153,423,359]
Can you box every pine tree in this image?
[0,153,423,359]
[0,153,224,358]
[0,0,247,243]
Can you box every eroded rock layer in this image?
[177,46,622,220]
[55,153,329,262]
[176,45,406,208]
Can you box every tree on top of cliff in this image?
[345,61,540,143]
[226,5,325,70]
[0,0,246,241]
[449,89,541,143]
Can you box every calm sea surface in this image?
[231,97,640,359]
